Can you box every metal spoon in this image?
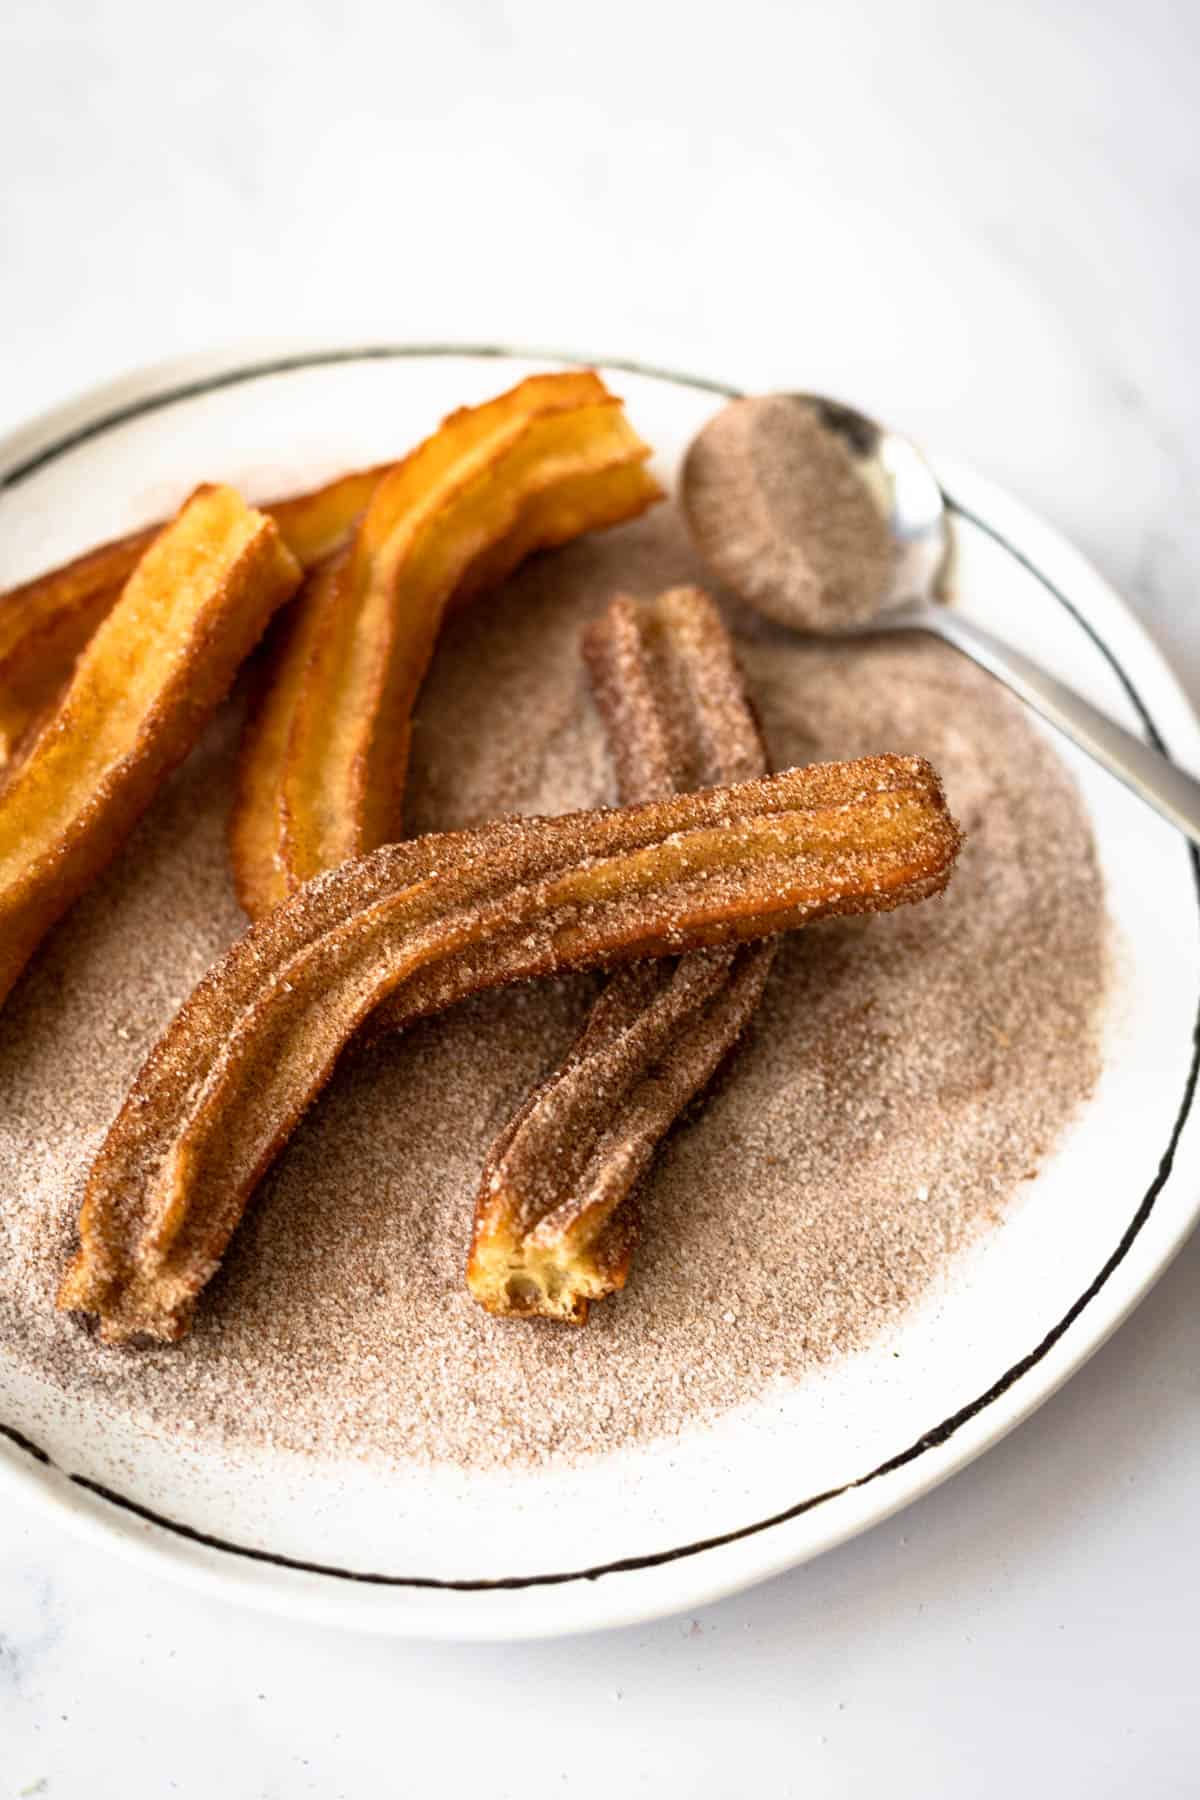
[794,395,1200,846]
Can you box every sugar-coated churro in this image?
[0,485,300,1008]
[469,587,776,1321]
[58,754,961,1343]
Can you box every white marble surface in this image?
[2,0,1198,1792]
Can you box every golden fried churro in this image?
[0,486,301,1007]
[57,755,960,1344]
[0,463,385,764]
[469,587,776,1321]
[229,373,663,920]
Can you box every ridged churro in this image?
[0,486,300,1008]
[58,755,961,1343]
[229,371,662,919]
[0,462,385,765]
[469,588,776,1321]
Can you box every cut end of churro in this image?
[57,1254,198,1347]
[466,1204,637,1325]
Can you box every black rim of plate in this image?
[2,344,1198,1598]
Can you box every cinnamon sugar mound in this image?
[0,507,1108,1470]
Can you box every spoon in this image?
[698,393,1200,847]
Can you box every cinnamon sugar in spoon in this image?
[682,393,1200,846]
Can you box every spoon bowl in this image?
[775,393,1200,846]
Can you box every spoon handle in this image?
[921,607,1200,847]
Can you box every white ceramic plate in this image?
[2,345,1198,1640]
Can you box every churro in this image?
[229,372,662,919]
[0,485,300,1006]
[58,755,961,1343]
[0,462,385,764]
[469,588,776,1321]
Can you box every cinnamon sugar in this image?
[0,506,1108,1469]
[682,395,895,630]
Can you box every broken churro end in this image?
[467,1199,636,1325]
